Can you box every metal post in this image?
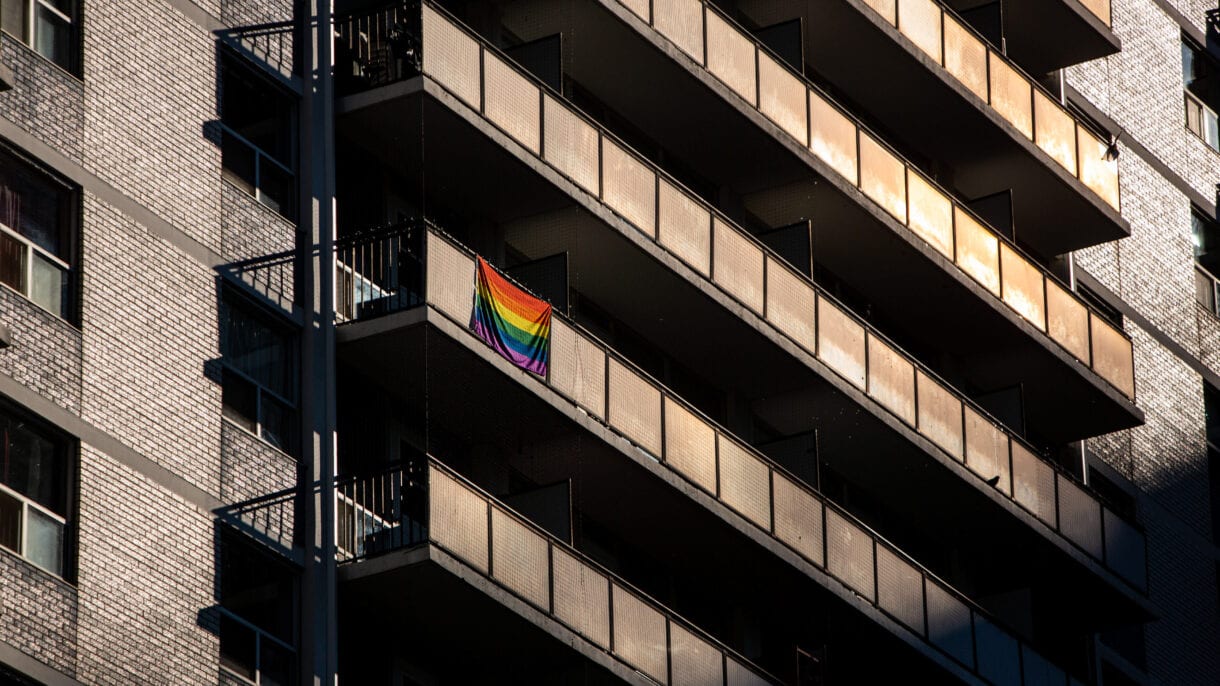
[296,0,337,684]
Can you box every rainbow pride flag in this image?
[471,256,552,376]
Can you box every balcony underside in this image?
[337,315,977,683]
[694,0,1129,258]
[338,545,640,685]
[963,0,1121,74]
[336,81,1141,443]
[336,310,1153,641]
[339,542,954,685]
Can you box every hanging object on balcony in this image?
[471,256,552,376]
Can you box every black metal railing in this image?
[334,2,421,94]
[221,249,297,310]
[216,486,299,557]
[335,462,428,563]
[334,222,424,321]
[217,20,299,79]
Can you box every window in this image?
[218,532,296,685]
[0,0,78,75]
[1183,37,1220,150]
[1193,209,1220,316]
[0,143,76,320]
[0,399,73,578]
[220,293,298,454]
[1207,385,1220,544]
[220,53,296,219]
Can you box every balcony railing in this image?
[220,249,297,312]
[334,224,424,321]
[1185,90,1220,152]
[216,20,299,81]
[341,224,1141,684]
[370,0,1137,404]
[595,0,1134,399]
[215,486,298,558]
[336,191,1147,605]
[336,459,780,686]
[838,0,1119,207]
[378,1,1145,581]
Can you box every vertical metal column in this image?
[296,0,337,684]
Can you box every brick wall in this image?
[221,178,295,263]
[0,33,85,164]
[220,418,296,504]
[0,286,83,416]
[73,445,218,686]
[1069,0,1220,682]
[79,192,223,497]
[82,0,222,253]
[0,550,79,679]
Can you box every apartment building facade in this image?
[0,0,1216,683]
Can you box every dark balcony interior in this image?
[703,0,1129,257]
[335,66,1140,448]
[940,0,1121,75]
[335,329,999,684]
[333,314,1146,680]
[403,0,1142,440]
[338,552,628,684]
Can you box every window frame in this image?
[218,606,297,686]
[220,291,299,456]
[1193,208,1220,318]
[0,140,79,323]
[219,50,298,220]
[0,397,77,581]
[1182,35,1220,152]
[0,0,81,77]
[0,479,67,576]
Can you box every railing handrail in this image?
[219,485,298,514]
[408,0,1142,515]
[420,228,1135,646]
[217,19,296,37]
[643,0,1124,343]
[337,457,782,685]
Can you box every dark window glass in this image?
[221,299,296,402]
[0,1,27,42]
[219,614,257,681]
[1195,210,1220,277]
[1207,385,1220,448]
[0,147,72,260]
[259,392,294,454]
[0,231,24,293]
[0,488,20,554]
[34,4,72,72]
[260,639,295,686]
[221,55,294,167]
[0,413,67,515]
[221,370,258,434]
[220,134,257,197]
[259,160,294,217]
[220,533,296,643]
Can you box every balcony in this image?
[333,225,1151,651]
[334,1,1140,442]
[328,2,1148,599]
[402,0,1141,436]
[935,0,1119,75]
[640,0,1128,257]
[335,460,780,685]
